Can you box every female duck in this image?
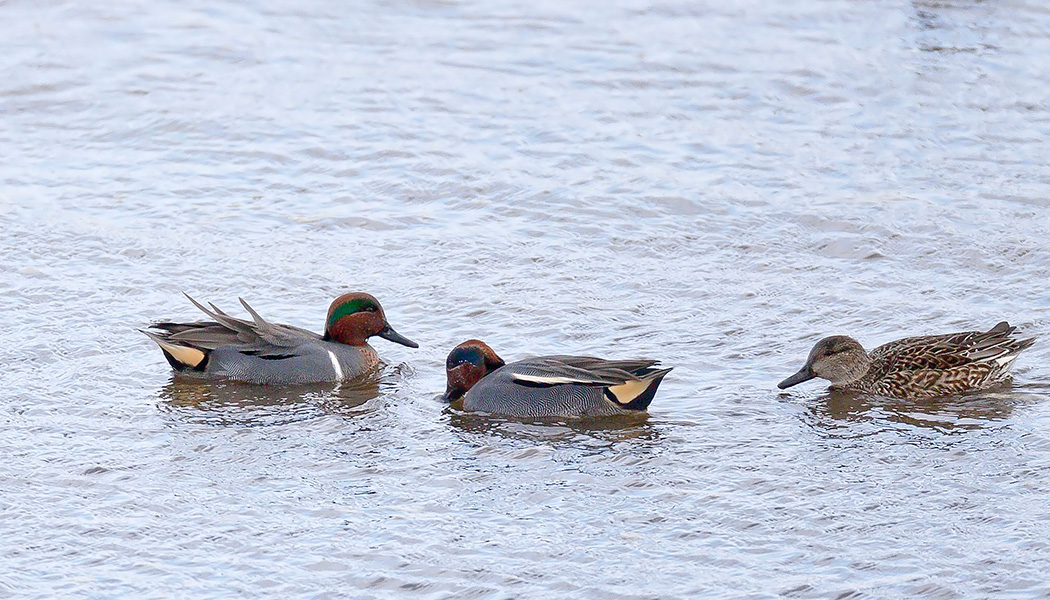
[144,292,418,384]
[778,321,1035,398]
[443,340,672,418]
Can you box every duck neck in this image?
[830,352,873,388]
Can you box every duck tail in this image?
[606,367,673,411]
[976,322,1037,370]
[141,329,208,371]
[1001,335,1037,369]
[1012,335,1037,353]
[989,321,1013,335]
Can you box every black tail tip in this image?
[620,368,672,412]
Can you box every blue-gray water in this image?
[3,0,1050,597]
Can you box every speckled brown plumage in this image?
[779,321,1036,399]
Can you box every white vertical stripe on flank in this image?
[327,350,344,380]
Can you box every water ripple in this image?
[2,0,1050,597]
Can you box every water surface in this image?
[3,0,1050,597]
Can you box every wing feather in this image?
[870,322,1035,375]
[144,294,321,366]
[508,356,662,388]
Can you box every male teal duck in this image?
[143,292,418,384]
[443,340,672,418]
[778,321,1035,398]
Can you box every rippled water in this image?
[4,0,1050,597]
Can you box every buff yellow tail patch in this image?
[607,379,650,405]
[157,339,206,368]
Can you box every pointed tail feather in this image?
[239,297,273,331]
[183,293,253,337]
[988,321,1013,335]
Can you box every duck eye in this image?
[365,305,377,313]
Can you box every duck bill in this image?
[442,384,463,402]
[377,325,419,348]
[778,365,815,389]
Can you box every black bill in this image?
[377,325,419,348]
[777,365,815,389]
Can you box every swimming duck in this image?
[778,321,1035,398]
[143,292,418,384]
[443,340,672,418]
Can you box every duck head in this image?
[778,335,870,390]
[443,340,505,401]
[323,292,418,348]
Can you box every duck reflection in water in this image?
[158,371,384,427]
[443,402,660,445]
[803,384,1035,435]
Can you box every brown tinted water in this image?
[3,0,1050,597]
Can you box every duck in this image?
[143,292,418,384]
[778,321,1035,398]
[442,340,672,418]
